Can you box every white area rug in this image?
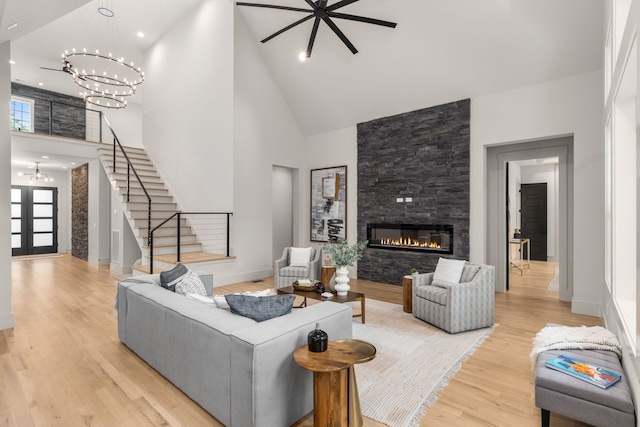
[351,299,494,427]
[547,264,559,291]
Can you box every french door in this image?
[11,186,58,256]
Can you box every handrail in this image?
[102,115,153,248]
[149,212,233,274]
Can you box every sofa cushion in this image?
[433,258,465,283]
[290,247,313,267]
[175,270,207,296]
[160,263,188,291]
[225,294,296,322]
[415,285,448,306]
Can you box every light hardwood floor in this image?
[1,255,601,426]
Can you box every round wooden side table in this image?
[335,339,377,427]
[294,341,356,427]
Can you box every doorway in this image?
[11,185,58,256]
[521,183,548,261]
[487,136,572,302]
[272,166,295,262]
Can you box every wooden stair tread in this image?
[152,252,235,264]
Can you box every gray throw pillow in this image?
[160,263,188,292]
[225,294,296,322]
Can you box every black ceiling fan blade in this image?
[261,14,314,43]
[328,12,397,28]
[306,17,321,58]
[303,0,317,9]
[322,16,357,54]
[327,0,359,11]
[236,2,312,13]
[40,66,67,73]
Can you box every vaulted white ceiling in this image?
[236,0,604,135]
[5,0,604,140]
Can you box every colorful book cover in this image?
[545,354,622,389]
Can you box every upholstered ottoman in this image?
[535,348,635,427]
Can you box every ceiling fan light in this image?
[299,52,307,62]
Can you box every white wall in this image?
[231,9,306,284]
[471,71,604,316]
[144,0,234,212]
[11,168,71,253]
[520,163,559,261]
[88,160,111,265]
[272,166,293,262]
[98,102,144,148]
[507,161,521,238]
[0,41,14,330]
[301,126,358,276]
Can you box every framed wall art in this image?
[310,165,347,242]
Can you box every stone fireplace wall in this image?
[357,99,470,284]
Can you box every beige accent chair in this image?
[273,247,322,289]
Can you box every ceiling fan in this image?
[236,0,397,59]
[39,61,85,81]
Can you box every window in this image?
[10,97,34,132]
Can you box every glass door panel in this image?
[11,186,58,256]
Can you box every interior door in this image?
[520,183,547,261]
[11,186,58,256]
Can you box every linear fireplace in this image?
[367,223,454,254]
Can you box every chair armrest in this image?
[412,272,434,287]
[274,254,287,271]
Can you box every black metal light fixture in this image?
[236,0,397,59]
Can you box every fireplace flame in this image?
[380,237,441,248]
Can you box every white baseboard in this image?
[570,298,601,317]
[88,255,111,266]
[110,262,133,275]
[0,311,15,330]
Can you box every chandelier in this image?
[61,1,144,109]
[18,162,53,183]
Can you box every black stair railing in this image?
[149,212,233,274]
[102,115,153,247]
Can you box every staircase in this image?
[97,144,232,273]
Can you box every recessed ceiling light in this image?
[298,52,307,62]
[71,162,76,165]
[42,156,49,159]
[7,23,18,31]
[38,82,44,86]
[137,31,145,38]
[62,166,67,170]
[9,60,15,65]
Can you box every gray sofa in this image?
[117,273,353,426]
[412,262,495,333]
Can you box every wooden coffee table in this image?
[277,286,366,323]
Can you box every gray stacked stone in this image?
[357,99,470,285]
[11,82,87,140]
[72,164,89,261]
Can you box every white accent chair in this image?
[412,262,495,333]
[273,247,322,289]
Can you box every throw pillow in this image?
[175,270,207,297]
[225,294,296,322]
[214,289,273,309]
[290,247,313,267]
[433,258,466,284]
[160,263,188,292]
